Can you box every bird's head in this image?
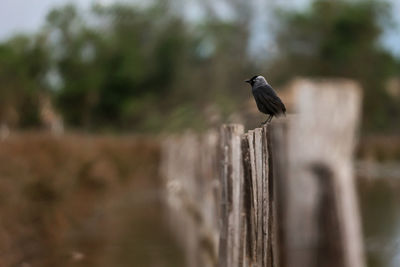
[245,75,267,87]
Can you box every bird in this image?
[245,75,286,125]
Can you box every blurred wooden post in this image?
[218,124,244,267]
[269,79,365,267]
[161,131,220,267]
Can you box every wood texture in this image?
[241,127,273,267]
[218,124,245,267]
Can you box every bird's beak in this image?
[244,79,251,84]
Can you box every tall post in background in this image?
[269,79,365,267]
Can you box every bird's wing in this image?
[254,85,286,115]
[260,84,278,97]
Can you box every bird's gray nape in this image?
[253,77,268,88]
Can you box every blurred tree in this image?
[2,0,397,133]
[41,2,254,132]
[44,5,103,128]
[270,0,400,133]
[0,35,49,128]
[41,4,195,130]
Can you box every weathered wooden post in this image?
[241,127,274,267]
[269,79,365,267]
[218,124,245,267]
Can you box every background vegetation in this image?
[0,0,399,133]
[0,133,184,266]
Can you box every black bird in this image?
[245,75,286,125]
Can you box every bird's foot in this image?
[260,117,273,127]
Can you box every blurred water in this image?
[357,162,400,267]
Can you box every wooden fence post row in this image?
[161,79,365,267]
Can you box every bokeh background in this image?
[0,0,399,266]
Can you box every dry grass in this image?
[0,132,183,267]
[357,135,400,162]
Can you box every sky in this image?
[0,0,310,40]
[0,0,399,57]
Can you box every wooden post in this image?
[160,131,220,267]
[269,79,365,267]
[218,124,244,267]
[198,132,220,267]
[241,127,273,267]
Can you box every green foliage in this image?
[39,3,248,131]
[0,0,398,133]
[0,35,48,127]
[271,0,400,133]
